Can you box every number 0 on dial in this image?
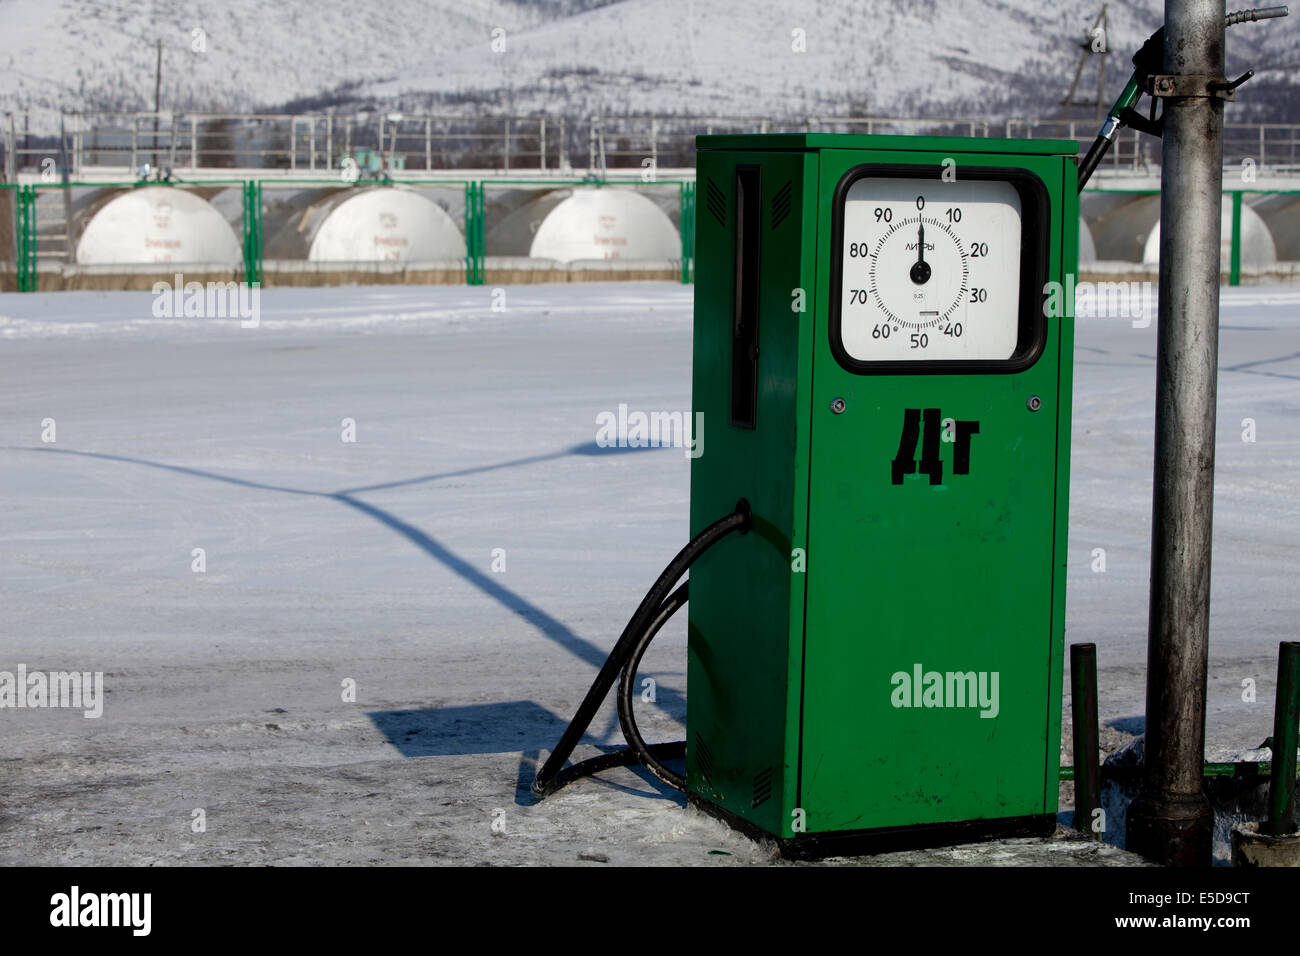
[830,165,1050,374]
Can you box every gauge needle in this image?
[910,222,931,285]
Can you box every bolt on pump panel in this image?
[687,134,1078,857]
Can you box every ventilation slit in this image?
[771,180,792,229]
[705,178,727,227]
[694,731,715,786]
[751,767,774,809]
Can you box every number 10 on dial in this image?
[838,175,1025,364]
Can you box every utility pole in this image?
[1060,6,1110,121]
[153,38,162,170]
[1125,0,1225,867]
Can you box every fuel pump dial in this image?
[831,165,1049,373]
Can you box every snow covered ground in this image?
[0,281,1295,866]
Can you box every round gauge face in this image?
[838,176,1025,363]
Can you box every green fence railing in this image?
[14,178,1296,292]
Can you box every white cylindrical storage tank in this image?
[528,188,679,262]
[307,187,465,262]
[1250,193,1300,261]
[485,189,568,257]
[1084,193,1160,262]
[75,186,242,265]
[1078,216,1097,266]
[1141,195,1277,269]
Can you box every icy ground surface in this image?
[0,282,1295,866]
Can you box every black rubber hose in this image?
[539,741,686,794]
[617,582,690,792]
[531,500,750,797]
[1076,134,1113,193]
[532,586,689,794]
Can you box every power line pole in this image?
[1060,5,1110,121]
[153,38,162,170]
[1125,0,1225,867]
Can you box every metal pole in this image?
[59,117,71,262]
[5,114,15,183]
[1095,6,1109,122]
[1071,644,1102,839]
[1264,642,1300,835]
[1125,0,1225,868]
[153,39,162,169]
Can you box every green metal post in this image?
[13,187,25,292]
[681,180,691,282]
[1071,643,1102,839]
[253,181,263,285]
[1264,641,1300,836]
[242,181,263,287]
[1229,191,1242,287]
[680,181,695,284]
[19,185,36,293]
[478,180,488,282]
[685,180,695,284]
[480,181,487,283]
[464,182,473,285]
[464,182,484,285]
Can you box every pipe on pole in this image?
[1264,642,1300,836]
[1071,644,1102,839]
[1125,0,1225,867]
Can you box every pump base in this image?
[688,793,1056,860]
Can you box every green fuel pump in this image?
[681,134,1079,856]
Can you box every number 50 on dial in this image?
[829,165,1051,374]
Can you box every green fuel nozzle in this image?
[1076,6,1289,192]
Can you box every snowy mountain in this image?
[2,0,1297,124]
